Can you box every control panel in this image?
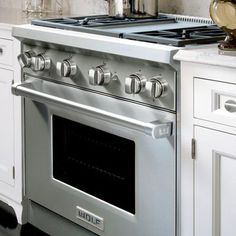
[18,45,176,111]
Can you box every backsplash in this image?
[0,0,211,18]
[0,0,21,9]
[160,0,211,18]
[63,0,107,15]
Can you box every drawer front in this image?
[194,77,236,127]
[0,38,13,66]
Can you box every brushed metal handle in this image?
[225,100,236,113]
[12,80,173,139]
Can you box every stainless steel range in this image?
[12,14,225,236]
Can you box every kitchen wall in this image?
[0,0,211,18]
[160,0,211,18]
[65,0,212,18]
[0,0,21,9]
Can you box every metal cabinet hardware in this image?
[225,99,236,113]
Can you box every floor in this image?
[0,202,49,236]
[0,224,49,236]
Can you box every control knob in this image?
[89,65,112,86]
[31,54,51,72]
[56,60,77,77]
[17,51,36,68]
[125,73,146,94]
[145,77,168,99]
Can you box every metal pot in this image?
[105,0,159,18]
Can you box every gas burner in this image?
[124,25,226,46]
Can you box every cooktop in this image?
[32,14,226,47]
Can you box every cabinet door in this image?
[195,126,236,236]
[0,68,14,186]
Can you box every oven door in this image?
[12,77,176,236]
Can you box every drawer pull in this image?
[225,100,236,113]
[0,48,3,54]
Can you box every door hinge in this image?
[191,138,196,159]
[12,166,15,180]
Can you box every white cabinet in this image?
[0,38,13,66]
[0,26,23,224]
[0,68,14,186]
[195,126,236,236]
[174,46,236,236]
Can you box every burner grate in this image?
[32,15,176,28]
[123,26,226,47]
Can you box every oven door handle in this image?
[12,81,173,139]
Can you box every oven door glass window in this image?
[53,115,135,214]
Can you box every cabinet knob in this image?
[225,100,236,113]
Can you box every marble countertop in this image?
[174,44,236,69]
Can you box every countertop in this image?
[174,44,236,69]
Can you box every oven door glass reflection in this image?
[53,115,135,214]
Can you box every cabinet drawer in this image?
[0,38,13,66]
[194,77,236,127]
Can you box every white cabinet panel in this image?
[195,126,236,236]
[0,38,13,66]
[0,30,23,224]
[221,156,236,235]
[194,77,236,128]
[0,68,14,186]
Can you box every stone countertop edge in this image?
[174,44,236,69]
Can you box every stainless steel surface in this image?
[13,24,181,69]
[145,77,168,99]
[28,201,96,236]
[17,44,176,111]
[11,14,185,236]
[105,0,158,17]
[125,73,146,94]
[56,60,77,77]
[22,86,176,236]
[89,66,112,86]
[76,206,104,231]
[31,54,51,71]
[12,79,172,139]
[225,99,236,113]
